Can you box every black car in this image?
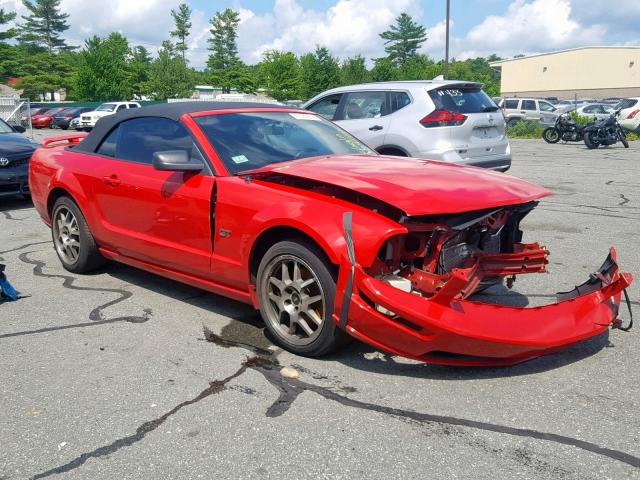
[50,107,93,130]
[0,118,38,197]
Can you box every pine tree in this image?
[19,0,71,53]
[170,3,192,63]
[379,13,427,68]
[0,8,17,41]
[207,8,245,94]
[149,40,194,100]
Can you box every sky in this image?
[1,0,639,68]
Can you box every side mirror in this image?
[152,150,204,172]
[12,125,26,134]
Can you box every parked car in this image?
[31,107,68,129]
[69,117,81,130]
[0,118,37,197]
[574,103,617,121]
[615,97,640,133]
[79,102,141,130]
[498,97,558,125]
[50,107,94,130]
[28,102,632,366]
[20,107,50,127]
[601,97,624,105]
[304,81,511,172]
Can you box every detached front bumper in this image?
[336,248,632,366]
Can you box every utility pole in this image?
[444,0,450,79]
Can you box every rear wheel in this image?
[584,131,599,149]
[377,147,408,157]
[542,127,560,143]
[51,196,105,273]
[257,240,350,357]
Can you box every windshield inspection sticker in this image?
[289,113,322,121]
[231,154,249,164]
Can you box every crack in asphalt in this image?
[0,241,50,262]
[0,210,27,221]
[30,357,263,480]
[16,252,152,325]
[619,194,630,206]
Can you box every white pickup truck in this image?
[79,102,141,130]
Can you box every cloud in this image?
[236,0,422,63]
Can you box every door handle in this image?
[369,125,383,131]
[102,175,121,187]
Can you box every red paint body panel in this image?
[28,112,633,367]
[243,155,551,215]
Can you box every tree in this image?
[340,55,370,86]
[129,45,152,98]
[0,8,18,82]
[19,0,71,53]
[379,13,427,68]
[16,50,72,99]
[74,33,132,101]
[299,46,340,99]
[207,8,246,93]
[170,3,192,63]
[258,50,301,101]
[148,40,194,100]
[399,54,433,80]
[370,57,397,82]
[0,8,17,41]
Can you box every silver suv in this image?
[498,97,558,125]
[303,80,511,171]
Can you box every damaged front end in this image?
[335,202,633,366]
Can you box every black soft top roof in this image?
[74,101,285,153]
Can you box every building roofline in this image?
[489,46,640,66]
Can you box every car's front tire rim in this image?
[53,206,80,264]
[262,254,326,346]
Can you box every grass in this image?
[506,120,545,139]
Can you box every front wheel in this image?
[618,128,629,148]
[584,131,600,149]
[542,127,561,143]
[51,196,105,273]
[257,240,350,357]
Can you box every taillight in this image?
[420,109,467,127]
[627,109,640,119]
[64,114,73,118]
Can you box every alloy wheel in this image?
[53,206,81,264]
[262,254,326,346]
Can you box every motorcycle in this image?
[542,115,590,143]
[583,110,629,149]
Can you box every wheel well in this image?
[47,187,73,216]
[249,226,337,284]
[376,146,408,157]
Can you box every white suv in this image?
[498,97,558,125]
[303,81,510,171]
[616,98,640,133]
[79,102,141,131]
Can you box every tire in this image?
[618,129,629,148]
[542,127,561,143]
[257,240,350,357]
[61,125,68,130]
[584,131,599,149]
[377,147,408,157]
[83,128,91,132]
[51,196,105,273]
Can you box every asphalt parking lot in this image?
[1,131,639,479]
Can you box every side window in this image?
[115,117,201,164]
[504,99,519,109]
[521,100,536,110]
[538,101,555,112]
[342,91,387,119]
[388,91,411,114]
[96,125,121,158]
[307,94,342,120]
[116,104,127,112]
[128,104,139,109]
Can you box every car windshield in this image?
[428,86,498,113]
[194,111,374,174]
[96,104,117,112]
[0,119,14,133]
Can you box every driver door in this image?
[333,91,390,150]
[90,117,215,278]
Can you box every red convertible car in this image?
[29,103,632,366]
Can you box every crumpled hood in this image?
[252,155,551,216]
